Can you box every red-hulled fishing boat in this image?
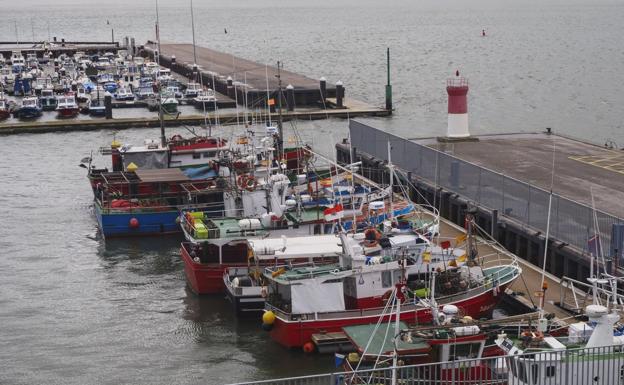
[260,232,521,349]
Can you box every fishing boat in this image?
[56,93,80,118]
[183,234,344,296]
[496,276,623,385]
[193,89,217,110]
[0,96,10,120]
[260,228,521,349]
[113,86,134,101]
[15,96,42,119]
[40,88,58,111]
[184,82,202,98]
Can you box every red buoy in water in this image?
[129,217,140,228]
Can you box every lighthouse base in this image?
[436,135,479,143]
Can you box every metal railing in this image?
[227,345,624,385]
[348,120,624,264]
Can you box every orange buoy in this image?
[303,342,315,353]
[129,217,140,228]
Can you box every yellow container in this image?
[194,222,208,239]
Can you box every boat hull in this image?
[16,107,42,119]
[268,282,512,349]
[0,110,9,120]
[57,107,80,118]
[95,203,181,237]
[180,246,241,294]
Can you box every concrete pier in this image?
[337,121,624,316]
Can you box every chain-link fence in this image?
[349,120,624,261]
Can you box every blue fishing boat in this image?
[15,96,42,119]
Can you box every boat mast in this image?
[538,138,556,319]
[190,0,208,135]
[276,61,284,158]
[387,140,394,222]
[155,0,166,148]
[265,64,272,127]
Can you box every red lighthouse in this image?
[446,71,470,138]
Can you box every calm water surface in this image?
[1,1,623,384]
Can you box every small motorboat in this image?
[113,86,134,101]
[15,96,42,119]
[165,85,183,99]
[76,85,91,104]
[161,93,179,114]
[184,82,202,98]
[193,89,217,110]
[87,97,106,117]
[136,85,155,100]
[56,93,80,118]
[0,96,10,120]
[40,88,58,111]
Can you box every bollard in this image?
[171,55,176,65]
[226,76,234,98]
[104,93,113,119]
[336,80,344,108]
[286,84,295,111]
[319,77,327,104]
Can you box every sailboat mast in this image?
[190,0,197,66]
[155,0,165,148]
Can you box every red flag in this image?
[440,240,451,250]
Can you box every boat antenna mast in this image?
[538,137,556,320]
[275,61,285,160]
[154,0,166,148]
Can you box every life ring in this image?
[237,174,257,191]
[170,134,183,142]
[244,176,257,191]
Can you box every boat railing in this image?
[226,344,624,385]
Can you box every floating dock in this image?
[0,39,389,135]
[337,120,624,301]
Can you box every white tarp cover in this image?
[291,281,345,314]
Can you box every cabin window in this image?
[449,342,481,361]
[192,153,201,159]
[202,152,216,158]
[381,271,392,288]
[545,366,555,378]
